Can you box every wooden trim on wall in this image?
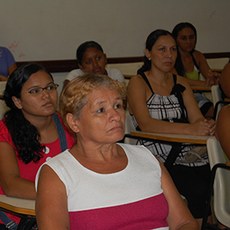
[203,52,230,59]
[17,56,145,73]
[16,52,229,73]
[17,59,77,73]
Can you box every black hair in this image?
[3,63,53,164]
[76,41,104,65]
[172,22,197,76]
[137,29,174,74]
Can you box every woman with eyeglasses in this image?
[0,63,75,228]
[172,22,219,119]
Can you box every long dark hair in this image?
[137,29,174,74]
[172,22,197,76]
[3,63,53,164]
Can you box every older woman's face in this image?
[76,86,125,144]
[79,47,107,75]
[176,27,196,52]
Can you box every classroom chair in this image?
[202,136,230,229]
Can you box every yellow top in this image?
[185,69,199,81]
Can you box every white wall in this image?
[0,0,229,62]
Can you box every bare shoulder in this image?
[37,164,66,197]
[216,105,230,134]
[175,74,190,88]
[222,63,230,74]
[39,164,59,179]
[219,63,230,97]
[218,105,230,118]
[129,74,143,83]
[193,50,205,59]
[128,74,145,89]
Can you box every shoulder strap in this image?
[164,143,182,170]
[52,113,68,151]
[171,74,187,122]
[139,72,154,94]
[172,74,177,85]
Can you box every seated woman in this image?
[172,22,219,118]
[216,105,230,160]
[0,46,17,81]
[0,63,75,228]
[63,40,125,88]
[219,62,230,98]
[127,29,215,227]
[35,74,198,229]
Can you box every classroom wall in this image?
[1,0,230,62]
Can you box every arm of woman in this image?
[36,165,69,230]
[219,63,230,98]
[186,78,207,87]
[215,105,230,159]
[177,76,216,135]
[0,48,16,80]
[177,76,204,122]
[160,163,199,230]
[127,75,212,135]
[0,142,36,199]
[173,66,207,87]
[194,51,219,85]
[8,63,17,75]
[0,63,17,81]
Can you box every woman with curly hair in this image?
[35,74,197,229]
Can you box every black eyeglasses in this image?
[28,83,59,95]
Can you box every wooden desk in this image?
[191,85,211,92]
[0,195,35,216]
[130,131,209,145]
[224,97,230,102]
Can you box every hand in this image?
[206,70,220,86]
[206,118,216,136]
[189,119,216,136]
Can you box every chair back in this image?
[0,82,6,96]
[210,85,229,119]
[123,110,137,144]
[206,136,230,227]
[211,85,223,107]
[0,100,9,119]
[207,58,229,70]
[125,110,135,133]
[0,81,9,119]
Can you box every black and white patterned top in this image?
[131,72,208,167]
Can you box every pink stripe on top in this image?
[69,194,168,230]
